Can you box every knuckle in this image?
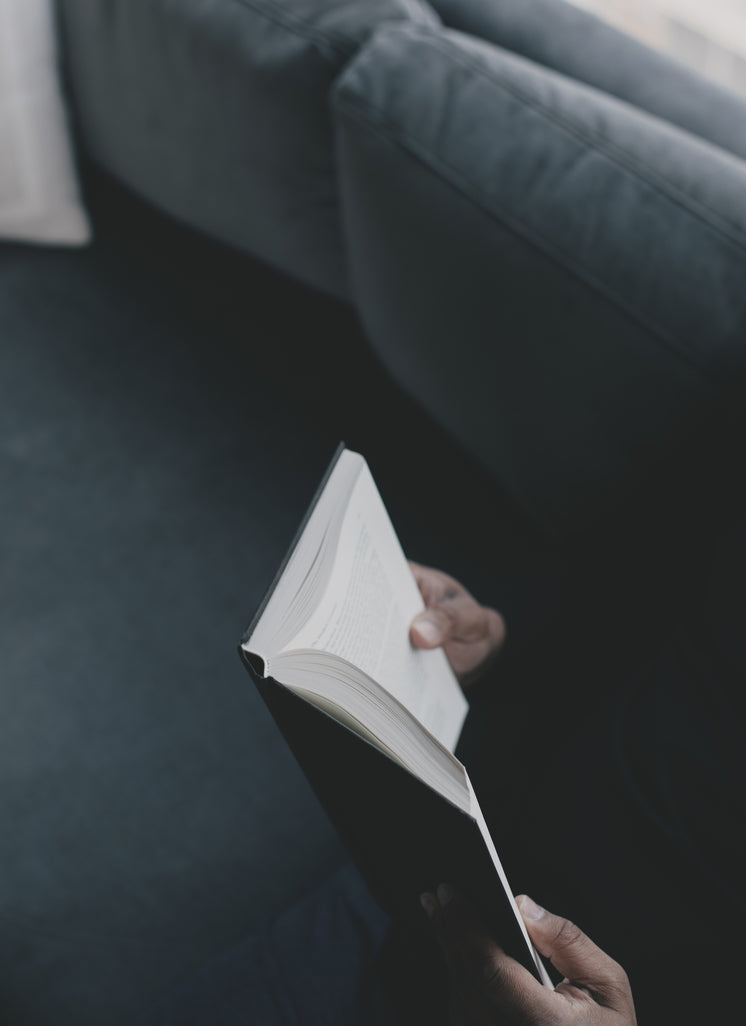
[434,603,458,632]
[477,605,495,640]
[606,959,631,993]
[447,595,483,639]
[552,917,584,952]
[486,607,506,641]
[478,950,511,992]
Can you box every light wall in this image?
[569,0,746,95]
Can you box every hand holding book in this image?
[239,446,639,1022]
[422,889,637,1026]
[407,562,636,1026]
[408,562,507,690]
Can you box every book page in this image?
[245,449,362,659]
[285,460,468,752]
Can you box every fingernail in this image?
[420,892,437,920]
[436,883,454,908]
[517,895,545,920]
[414,617,441,644]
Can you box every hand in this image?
[409,562,506,688]
[421,887,637,1026]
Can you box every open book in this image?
[240,445,551,986]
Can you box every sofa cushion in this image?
[0,0,90,245]
[57,0,437,300]
[332,21,746,531]
[430,0,746,163]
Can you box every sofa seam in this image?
[339,29,746,254]
[425,31,746,249]
[446,34,746,249]
[231,0,357,61]
[229,0,438,64]
[335,98,723,383]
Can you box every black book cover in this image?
[240,659,543,983]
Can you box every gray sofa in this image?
[60,0,746,528]
[2,1,745,1023]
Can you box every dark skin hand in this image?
[420,887,637,1026]
[409,564,637,1026]
[408,562,506,689]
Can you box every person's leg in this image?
[136,863,391,1026]
[457,526,746,1023]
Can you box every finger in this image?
[516,895,633,1012]
[411,589,490,645]
[409,562,466,606]
[442,603,505,658]
[410,605,451,648]
[409,564,502,642]
[412,604,504,670]
[431,887,559,1023]
[408,564,506,681]
[409,563,453,648]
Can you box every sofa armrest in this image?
[430,0,746,163]
[332,21,746,532]
[57,0,438,300]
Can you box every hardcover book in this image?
[239,444,551,986]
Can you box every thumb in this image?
[410,611,446,648]
[516,895,633,1011]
